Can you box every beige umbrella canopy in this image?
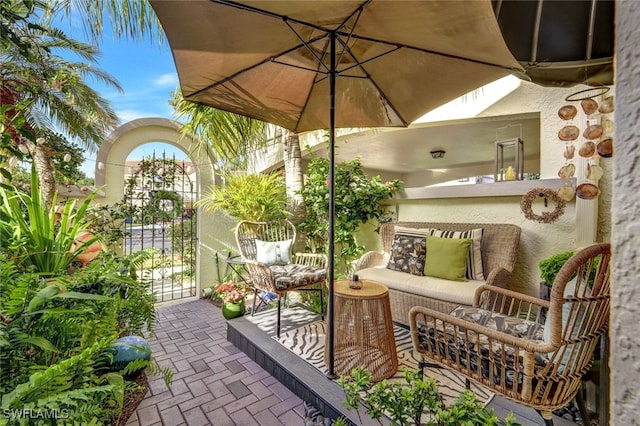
[151,0,522,132]
[150,0,523,376]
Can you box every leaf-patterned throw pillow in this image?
[386,229,428,276]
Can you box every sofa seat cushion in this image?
[357,266,484,306]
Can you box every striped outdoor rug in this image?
[275,320,495,408]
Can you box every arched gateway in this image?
[95,117,221,303]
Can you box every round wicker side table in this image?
[325,279,398,381]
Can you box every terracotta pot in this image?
[71,231,102,267]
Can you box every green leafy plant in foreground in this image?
[0,169,171,424]
[338,367,520,426]
[0,253,171,425]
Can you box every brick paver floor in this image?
[126,299,305,426]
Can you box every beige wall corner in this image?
[611,2,640,424]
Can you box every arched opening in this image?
[122,143,197,301]
[96,118,218,303]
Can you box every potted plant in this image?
[538,250,575,300]
[215,280,249,319]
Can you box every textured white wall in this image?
[612,2,640,424]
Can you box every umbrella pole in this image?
[326,31,337,380]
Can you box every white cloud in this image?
[116,103,175,124]
[117,109,151,123]
[154,73,178,88]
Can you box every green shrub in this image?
[338,367,520,426]
[299,155,401,272]
[0,167,99,275]
[539,251,574,286]
[0,169,171,424]
[197,172,288,221]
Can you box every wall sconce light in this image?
[430,149,446,159]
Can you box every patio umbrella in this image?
[150,0,523,377]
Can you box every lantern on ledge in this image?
[494,138,524,182]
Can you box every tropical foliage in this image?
[1,0,121,207]
[197,172,288,222]
[299,155,401,271]
[338,367,519,426]
[170,89,268,170]
[0,171,170,424]
[0,166,99,274]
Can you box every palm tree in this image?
[1,1,121,207]
[45,0,164,44]
[170,90,307,221]
[170,90,267,170]
[282,131,306,223]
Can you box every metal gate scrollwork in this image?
[123,152,197,302]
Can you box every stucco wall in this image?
[611,2,640,424]
[383,82,612,297]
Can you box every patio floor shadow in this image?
[129,299,581,425]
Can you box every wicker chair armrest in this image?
[409,305,554,355]
[355,251,385,270]
[294,252,328,269]
[243,260,276,293]
[483,266,512,289]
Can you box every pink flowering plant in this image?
[214,280,248,304]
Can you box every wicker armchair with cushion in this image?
[235,220,327,337]
[409,243,611,425]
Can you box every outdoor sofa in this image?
[355,222,521,327]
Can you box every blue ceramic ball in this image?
[109,336,151,371]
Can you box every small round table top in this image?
[224,255,247,265]
[333,279,388,299]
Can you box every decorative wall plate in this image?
[558,125,580,141]
[558,105,578,120]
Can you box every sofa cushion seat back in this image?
[409,243,611,424]
[235,220,327,336]
[356,222,521,325]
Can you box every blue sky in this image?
[60,20,188,177]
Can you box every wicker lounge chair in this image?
[235,220,327,337]
[409,243,611,425]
